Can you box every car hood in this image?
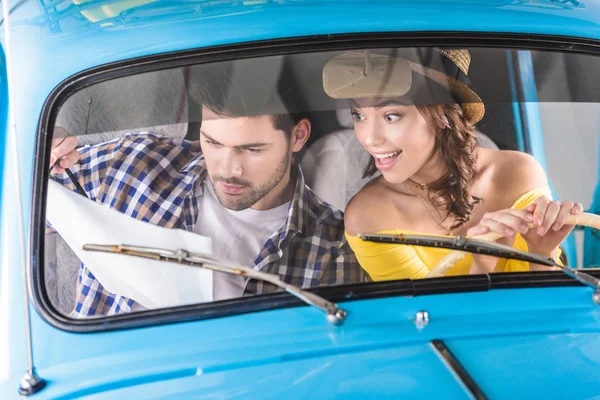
[25,286,600,399]
[40,332,600,399]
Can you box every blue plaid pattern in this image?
[52,132,364,318]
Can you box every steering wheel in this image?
[426,212,600,278]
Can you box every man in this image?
[50,87,364,317]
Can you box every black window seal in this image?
[31,31,600,333]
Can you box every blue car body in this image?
[1,0,600,398]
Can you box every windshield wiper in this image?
[83,244,347,325]
[359,233,600,300]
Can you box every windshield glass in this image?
[44,46,600,318]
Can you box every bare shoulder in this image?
[344,177,396,236]
[478,148,548,206]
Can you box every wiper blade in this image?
[359,233,600,293]
[360,233,556,266]
[83,244,347,325]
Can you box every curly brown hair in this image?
[362,103,480,230]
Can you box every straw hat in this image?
[323,49,485,124]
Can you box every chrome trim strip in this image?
[430,339,487,400]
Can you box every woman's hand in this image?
[465,196,583,273]
[466,208,533,273]
[521,196,584,257]
[50,127,78,174]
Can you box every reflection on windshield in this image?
[45,46,600,318]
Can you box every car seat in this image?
[301,109,499,211]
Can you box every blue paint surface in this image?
[1,0,600,398]
[584,139,600,267]
[506,50,526,153]
[4,287,597,399]
[0,44,7,233]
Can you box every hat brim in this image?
[409,61,485,124]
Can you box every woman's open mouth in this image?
[373,150,402,171]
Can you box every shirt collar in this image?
[179,143,207,196]
[181,141,207,178]
[282,158,311,237]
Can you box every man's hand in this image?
[50,127,78,174]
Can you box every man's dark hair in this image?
[188,60,308,137]
[271,113,308,137]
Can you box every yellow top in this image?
[345,187,553,281]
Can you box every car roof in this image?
[7,0,600,75]
[5,0,600,149]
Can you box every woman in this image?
[328,49,584,280]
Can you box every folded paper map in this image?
[46,180,213,309]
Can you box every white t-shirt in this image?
[194,179,290,300]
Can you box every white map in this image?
[46,180,213,309]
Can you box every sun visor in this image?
[323,52,461,109]
[323,52,412,99]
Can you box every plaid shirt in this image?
[52,132,364,317]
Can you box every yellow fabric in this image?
[346,186,554,281]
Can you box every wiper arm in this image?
[83,244,347,325]
[360,233,557,266]
[359,233,600,295]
